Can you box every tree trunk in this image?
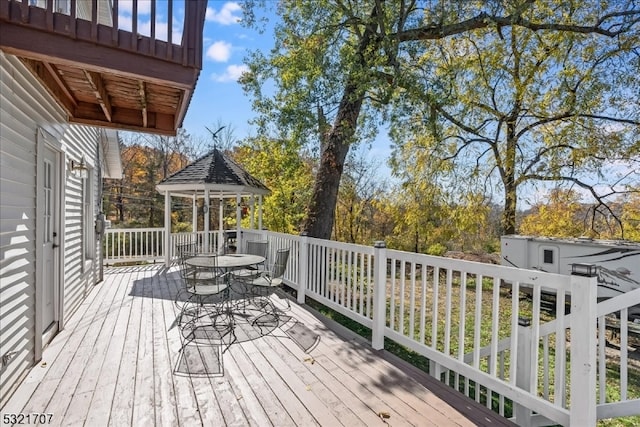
[302,5,382,239]
[303,88,361,238]
[502,127,518,235]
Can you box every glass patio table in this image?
[185,253,265,270]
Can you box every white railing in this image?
[103,227,640,425]
[241,229,638,426]
[104,228,225,264]
[103,227,164,265]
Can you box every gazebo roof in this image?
[156,148,270,198]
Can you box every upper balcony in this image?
[0,0,207,135]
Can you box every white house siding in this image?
[0,51,105,407]
[61,125,103,316]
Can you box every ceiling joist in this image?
[83,69,112,122]
[20,58,77,115]
[138,80,148,129]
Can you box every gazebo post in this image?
[164,190,171,267]
[191,193,197,235]
[218,195,224,253]
[236,194,242,250]
[249,194,255,229]
[258,195,263,230]
[204,188,210,252]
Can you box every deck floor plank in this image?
[226,338,296,427]
[85,268,139,427]
[132,271,157,426]
[238,329,319,426]
[261,330,368,427]
[251,332,344,426]
[152,268,180,427]
[2,265,515,427]
[62,267,130,426]
[108,268,144,427]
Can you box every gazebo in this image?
[156,148,270,266]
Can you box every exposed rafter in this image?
[20,58,77,116]
[83,70,112,122]
[138,80,148,129]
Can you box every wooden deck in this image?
[2,265,514,426]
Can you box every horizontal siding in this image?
[0,51,105,407]
[63,125,102,319]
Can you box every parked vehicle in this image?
[501,235,640,319]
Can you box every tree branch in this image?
[393,9,640,42]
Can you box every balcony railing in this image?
[103,226,640,426]
[0,0,207,134]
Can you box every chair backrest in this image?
[176,242,197,259]
[270,248,290,279]
[246,240,269,258]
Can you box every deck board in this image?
[2,265,515,427]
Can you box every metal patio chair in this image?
[244,248,291,325]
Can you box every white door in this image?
[42,145,59,333]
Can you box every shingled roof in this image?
[156,148,270,197]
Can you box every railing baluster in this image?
[90,0,97,41]
[70,0,76,38]
[167,0,173,57]
[45,0,52,30]
[131,0,138,50]
[111,0,118,44]
[150,0,155,55]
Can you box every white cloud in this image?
[212,64,249,82]
[205,2,242,25]
[117,15,182,43]
[118,0,152,15]
[206,41,233,62]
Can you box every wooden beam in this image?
[20,58,77,116]
[82,69,112,122]
[73,102,176,136]
[138,80,148,129]
[0,21,199,89]
[174,88,189,129]
[42,61,77,109]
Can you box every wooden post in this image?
[249,194,255,229]
[298,232,309,304]
[164,190,171,267]
[203,188,210,251]
[570,273,598,426]
[218,196,224,253]
[372,241,387,350]
[191,194,197,234]
[258,195,263,230]
[514,316,533,427]
[236,194,242,251]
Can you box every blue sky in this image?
[182,1,272,141]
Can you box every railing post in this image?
[297,232,309,304]
[569,271,598,427]
[515,316,533,427]
[372,241,387,350]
